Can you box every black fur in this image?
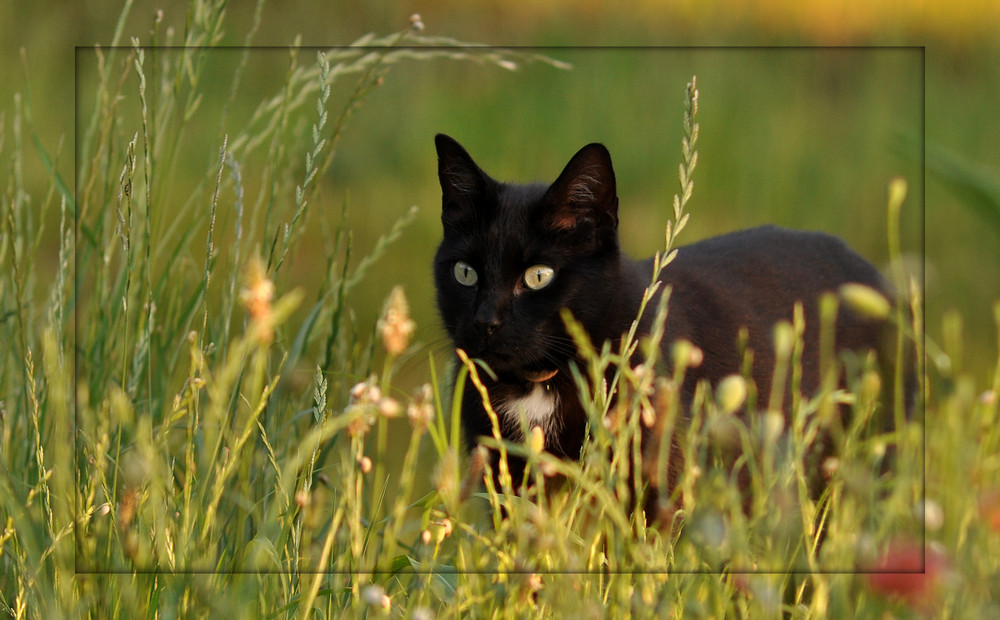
[432,133,892,495]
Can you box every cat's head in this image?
[432,133,621,382]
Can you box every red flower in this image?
[979,489,1000,533]
[865,539,949,611]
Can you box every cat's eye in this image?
[453,261,478,287]
[523,265,555,290]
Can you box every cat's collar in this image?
[524,369,559,384]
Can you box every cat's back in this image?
[661,225,886,298]
[645,224,891,392]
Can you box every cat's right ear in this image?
[435,134,488,225]
[544,143,618,232]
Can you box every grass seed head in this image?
[715,375,748,414]
[459,445,489,501]
[380,285,416,356]
[528,425,545,454]
[362,584,390,610]
[413,607,435,620]
[358,455,373,474]
[672,339,703,369]
[918,499,944,531]
[240,254,275,342]
[840,283,891,320]
[346,405,374,437]
[407,385,435,430]
[763,410,784,444]
[378,396,402,418]
[435,451,459,506]
[980,390,997,406]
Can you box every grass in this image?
[1,1,999,617]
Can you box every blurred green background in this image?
[4,0,999,381]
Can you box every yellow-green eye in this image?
[523,265,555,290]
[453,261,478,286]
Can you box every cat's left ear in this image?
[544,143,618,231]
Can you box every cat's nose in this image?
[473,303,502,340]
[474,316,501,338]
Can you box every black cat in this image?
[432,133,894,503]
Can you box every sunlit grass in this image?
[1,2,998,618]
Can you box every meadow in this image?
[2,1,1000,617]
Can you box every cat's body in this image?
[432,133,892,493]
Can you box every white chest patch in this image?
[498,384,558,440]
